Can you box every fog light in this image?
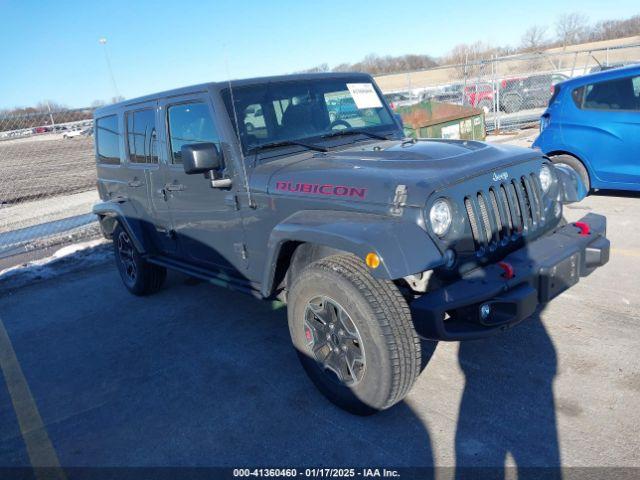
[480,303,491,320]
[443,249,456,268]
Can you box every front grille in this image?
[464,174,545,254]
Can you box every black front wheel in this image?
[287,254,421,415]
[113,224,166,296]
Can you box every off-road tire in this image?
[550,154,590,193]
[113,224,166,296]
[287,254,421,415]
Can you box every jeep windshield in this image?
[221,76,401,155]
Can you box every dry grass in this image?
[0,135,96,204]
[375,36,640,92]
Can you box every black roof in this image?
[94,72,372,117]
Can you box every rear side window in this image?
[167,102,219,163]
[581,75,640,111]
[571,87,584,108]
[126,109,158,164]
[548,84,561,105]
[95,115,121,165]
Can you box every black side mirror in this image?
[181,143,221,175]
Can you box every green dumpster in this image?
[396,101,486,141]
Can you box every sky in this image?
[0,0,638,109]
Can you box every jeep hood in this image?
[255,139,544,207]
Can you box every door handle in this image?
[128,178,143,188]
[165,183,185,192]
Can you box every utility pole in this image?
[99,37,120,99]
[46,101,55,128]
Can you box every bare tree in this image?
[302,53,436,75]
[589,15,640,41]
[556,12,589,47]
[521,25,548,52]
[301,63,330,73]
[443,42,501,77]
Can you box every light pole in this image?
[99,37,120,100]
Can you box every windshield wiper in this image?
[248,139,327,153]
[321,129,392,141]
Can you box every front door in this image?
[159,94,247,275]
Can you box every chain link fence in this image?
[375,42,640,133]
[0,108,99,267]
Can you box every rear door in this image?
[159,93,247,274]
[123,102,178,255]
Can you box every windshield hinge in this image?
[225,194,240,210]
[390,185,408,216]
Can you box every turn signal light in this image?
[365,253,381,269]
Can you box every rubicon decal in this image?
[275,181,367,199]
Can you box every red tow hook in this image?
[574,221,590,236]
[498,261,515,280]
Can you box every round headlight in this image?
[539,164,553,193]
[429,199,452,237]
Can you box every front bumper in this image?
[411,213,609,341]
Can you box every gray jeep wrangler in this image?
[93,73,609,415]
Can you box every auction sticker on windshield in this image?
[346,83,383,109]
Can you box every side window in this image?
[96,115,121,165]
[126,109,158,164]
[571,87,584,108]
[167,102,219,163]
[582,76,639,111]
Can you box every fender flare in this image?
[92,201,147,254]
[542,139,596,180]
[260,210,444,297]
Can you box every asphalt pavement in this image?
[0,192,638,477]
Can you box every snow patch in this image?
[0,238,112,291]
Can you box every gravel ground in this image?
[0,190,98,234]
[486,128,538,148]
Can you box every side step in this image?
[146,255,263,299]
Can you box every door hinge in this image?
[234,242,248,260]
[225,194,240,210]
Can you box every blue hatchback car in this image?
[533,65,640,192]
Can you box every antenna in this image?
[590,53,602,69]
[224,47,255,209]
